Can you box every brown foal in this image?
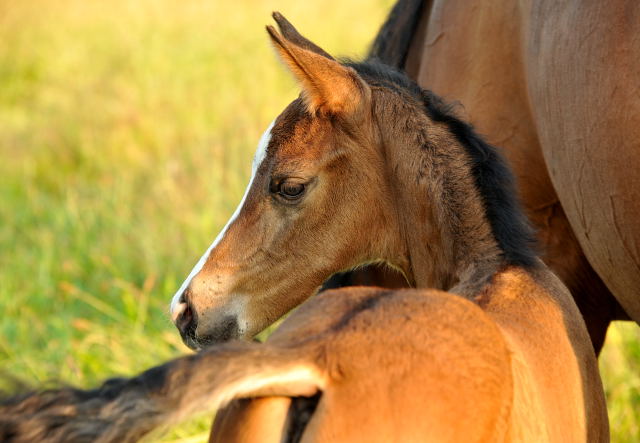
[0,13,608,443]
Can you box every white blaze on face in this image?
[170,120,276,321]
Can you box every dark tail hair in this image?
[367,0,426,68]
[0,343,323,443]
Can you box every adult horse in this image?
[353,0,640,354]
[2,14,607,442]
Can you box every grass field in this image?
[0,0,638,441]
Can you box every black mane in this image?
[345,60,538,268]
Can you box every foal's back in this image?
[212,287,515,442]
[213,264,609,442]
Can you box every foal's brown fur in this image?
[213,269,607,442]
[181,14,606,442]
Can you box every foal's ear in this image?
[267,13,371,116]
[271,12,335,61]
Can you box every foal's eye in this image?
[276,180,305,200]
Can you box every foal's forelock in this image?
[169,120,275,321]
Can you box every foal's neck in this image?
[378,94,506,297]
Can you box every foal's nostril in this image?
[176,303,193,331]
[175,301,198,344]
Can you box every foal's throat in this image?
[380,110,504,298]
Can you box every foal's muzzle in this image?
[172,292,241,350]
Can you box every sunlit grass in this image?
[600,322,640,441]
[0,0,638,441]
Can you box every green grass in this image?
[0,0,638,441]
[600,322,640,440]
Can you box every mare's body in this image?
[353,0,640,353]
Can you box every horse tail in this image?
[0,342,324,443]
[367,0,427,68]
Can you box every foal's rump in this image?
[214,288,515,442]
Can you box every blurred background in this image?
[0,0,638,441]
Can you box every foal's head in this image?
[169,13,533,349]
[171,14,398,348]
